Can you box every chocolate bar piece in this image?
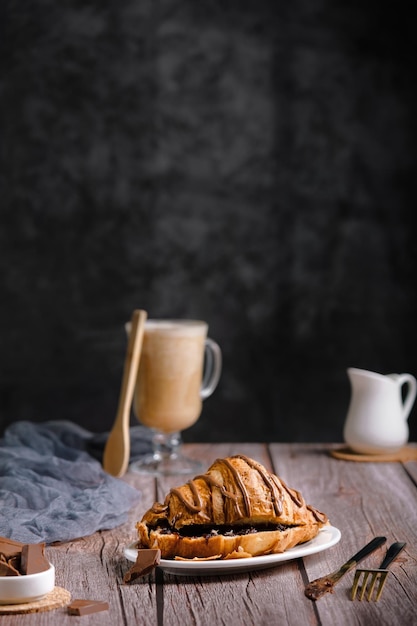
[124,548,161,583]
[0,556,21,576]
[0,537,24,560]
[7,555,22,573]
[0,538,23,576]
[67,599,109,616]
[21,543,50,575]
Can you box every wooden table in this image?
[3,443,417,625]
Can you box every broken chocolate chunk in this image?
[21,543,50,575]
[124,548,161,583]
[0,557,21,576]
[7,554,22,573]
[0,537,24,560]
[67,599,109,616]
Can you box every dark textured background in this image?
[1,1,416,444]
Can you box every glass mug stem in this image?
[151,431,181,462]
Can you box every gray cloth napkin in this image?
[0,420,152,544]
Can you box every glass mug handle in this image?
[201,338,222,399]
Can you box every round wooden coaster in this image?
[330,445,417,463]
[0,586,71,615]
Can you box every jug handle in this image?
[388,373,417,420]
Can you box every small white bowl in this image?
[0,563,55,605]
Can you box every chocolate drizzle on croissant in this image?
[171,470,241,516]
[137,455,329,560]
[168,455,287,520]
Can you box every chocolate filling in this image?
[156,522,290,538]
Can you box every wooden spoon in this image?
[103,309,147,477]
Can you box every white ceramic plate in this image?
[124,525,341,576]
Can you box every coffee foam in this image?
[144,320,208,336]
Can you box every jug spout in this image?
[347,367,388,385]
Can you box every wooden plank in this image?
[404,458,417,485]
[269,443,417,626]
[115,470,159,626]
[1,471,160,626]
[157,443,318,626]
[161,561,318,626]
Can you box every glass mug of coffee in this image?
[126,319,222,475]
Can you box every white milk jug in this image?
[343,367,417,454]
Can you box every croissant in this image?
[136,455,329,560]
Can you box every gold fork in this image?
[351,541,406,601]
